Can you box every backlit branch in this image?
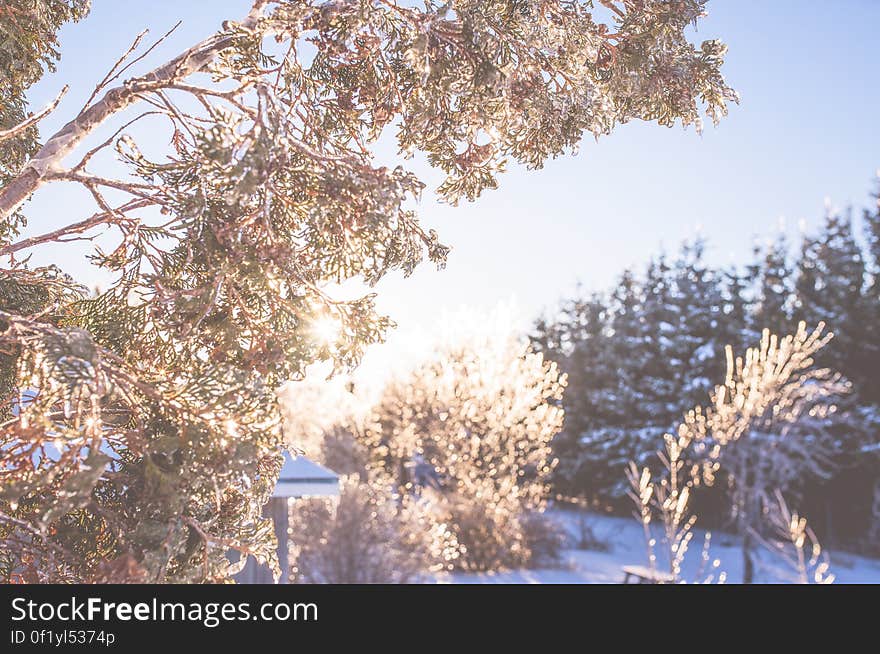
[0,86,68,145]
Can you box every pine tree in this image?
[718,264,753,355]
[575,261,681,500]
[667,238,727,411]
[855,180,880,546]
[794,210,866,382]
[606,270,644,424]
[537,184,880,547]
[0,1,738,582]
[541,244,738,503]
[750,232,795,338]
[532,292,613,496]
[578,270,653,497]
[861,179,880,405]
[792,209,874,485]
[639,255,680,425]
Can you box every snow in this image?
[439,509,880,584]
[273,454,340,498]
[693,342,716,363]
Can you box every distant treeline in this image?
[533,181,880,550]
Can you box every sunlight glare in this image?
[311,315,341,347]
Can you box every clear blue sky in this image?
[21,0,880,374]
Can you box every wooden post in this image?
[270,496,290,584]
[233,496,290,584]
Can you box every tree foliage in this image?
[0,0,735,582]
[288,475,459,583]
[323,329,566,571]
[0,0,89,241]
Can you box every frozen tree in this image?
[753,490,834,584]
[793,209,878,539]
[0,0,90,243]
[536,196,880,548]
[537,241,732,504]
[580,266,680,499]
[864,178,880,406]
[666,239,724,408]
[718,371,849,583]
[748,232,795,339]
[639,254,679,420]
[288,475,459,583]
[0,0,736,582]
[574,271,651,499]
[532,292,613,497]
[351,330,566,571]
[795,211,867,393]
[628,323,845,583]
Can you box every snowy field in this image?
[440,509,880,584]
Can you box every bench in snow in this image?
[621,565,675,584]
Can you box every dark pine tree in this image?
[750,231,795,338]
[667,238,727,411]
[534,185,880,548]
[532,292,615,497]
[578,270,649,499]
[794,210,867,390]
[861,182,880,405]
[719,264,753,355]
[639,255,680,426]
[793,208,876,544]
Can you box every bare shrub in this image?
[289,476,457,583]
[440,495,528,572]
[571,513,610,552]
[521,511,569,567]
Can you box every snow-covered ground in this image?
[440,509,880,584]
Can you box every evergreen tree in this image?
[606,270,646,426]
[533,292,613,496]
[0,0,90,242]
[537,183,880,547]
[578,270,652,497]
[718,264,753,354]
[794,210,867,393]
[667,238,727,411]
[861,180,880,405]
[578,261,682,499]
[750,232,795,338]
[638,255,680,425]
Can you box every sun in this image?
[311,315,341,347]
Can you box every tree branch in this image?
[0,1,270,222]
[0,86,69,145]
[0,198,155,258]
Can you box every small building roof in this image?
[273,452,340,498]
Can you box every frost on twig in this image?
[628,323,844,583]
